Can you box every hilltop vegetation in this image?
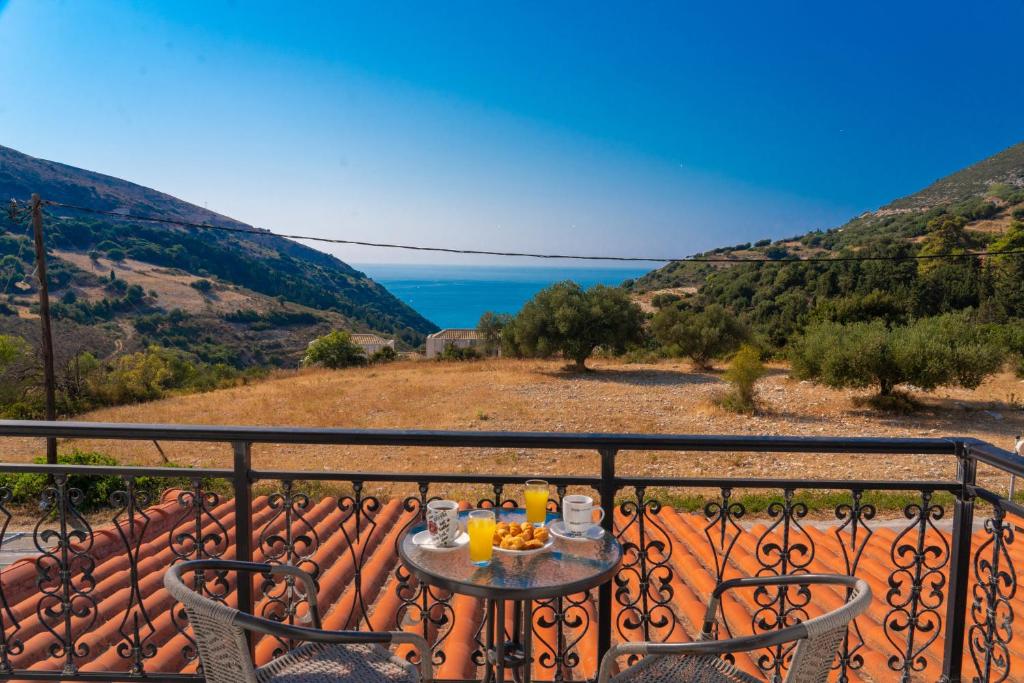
[628,142,1024,362]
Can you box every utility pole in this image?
[30,194,57,464]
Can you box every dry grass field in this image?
[2,358,1022,506]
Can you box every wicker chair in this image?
[597,574,871,683]
[165,559,432,683]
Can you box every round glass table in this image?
[398,508,622,683]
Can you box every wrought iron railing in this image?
[0,420,1020,682]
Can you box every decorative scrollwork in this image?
[884,490,948,682]
[832,489,876,682]
[614,486,677,660]
[33,474,97,674]
[258,481,321,658]
[394,483,454,668]
[751,489,815,679]
[337,481,382,630]
[168,478,228,667]
[968,502,1016,683]
[0,486,22,672]
[533,592,590,681]
[703,487,746,584]
[110,479,157,673]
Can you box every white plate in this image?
[493,536,554,555]
[549,519,605,541]
[412,529,469,551]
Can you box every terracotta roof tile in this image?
[1,494,1015,681]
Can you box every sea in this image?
[354,264,652,329]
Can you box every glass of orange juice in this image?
[467,509,496,566]
[525,479,549,526]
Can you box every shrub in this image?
[106,247,126,261]
[503,282,644,370]
[190,279,214,294]
[437,343,480,361]
[651,304,748,370]
[650,293,682,309]
[0,451,191,512]
[720,345,766,414]
[790,312,1005,400]
[302,330,367,369]
[370,346,398,364]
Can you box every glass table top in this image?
[398,508,622,600]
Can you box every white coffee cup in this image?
[426,499,460,547]
[562,494,605,536]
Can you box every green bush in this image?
[370,345,398,363]
[0,451,191,512]
[437,343,480,362]
[720,345,766,414]
[651,303,748,370]
[302,330,367,369]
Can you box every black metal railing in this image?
[0,420,1020,682]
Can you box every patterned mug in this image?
[426,499,460,547]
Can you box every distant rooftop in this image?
[350,333,391,344]
[427,328,480,340]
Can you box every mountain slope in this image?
[629,140,1024,347]
[885,141,1024,210]
[0,144,437,366]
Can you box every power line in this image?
[27,198,1024,265]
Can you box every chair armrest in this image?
[173,559,322,628]
[597,626,809,683]
[700,573,859,634]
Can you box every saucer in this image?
[549,519,605,541]
[412,530,469,551]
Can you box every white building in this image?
[351,334,395,356]
[425,328,482,359]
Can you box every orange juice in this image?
[525,480,549,525]
[467,510,496,565]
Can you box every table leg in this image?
[522,600,533,683]
[482,599,495,683]
[496,600,506,682]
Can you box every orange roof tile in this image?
[0,493,1014,682]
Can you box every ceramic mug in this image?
[426,499,460,547]
[562,494,605,535]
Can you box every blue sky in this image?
[1,1,1022,265]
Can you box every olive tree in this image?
[790,312,1005,399]
[301,330,366,369]
[477,311,512,356]
[650,304,747,370]
[504,282,643,370]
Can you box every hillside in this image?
[0,144,437,367]
[629,141,1024,347]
